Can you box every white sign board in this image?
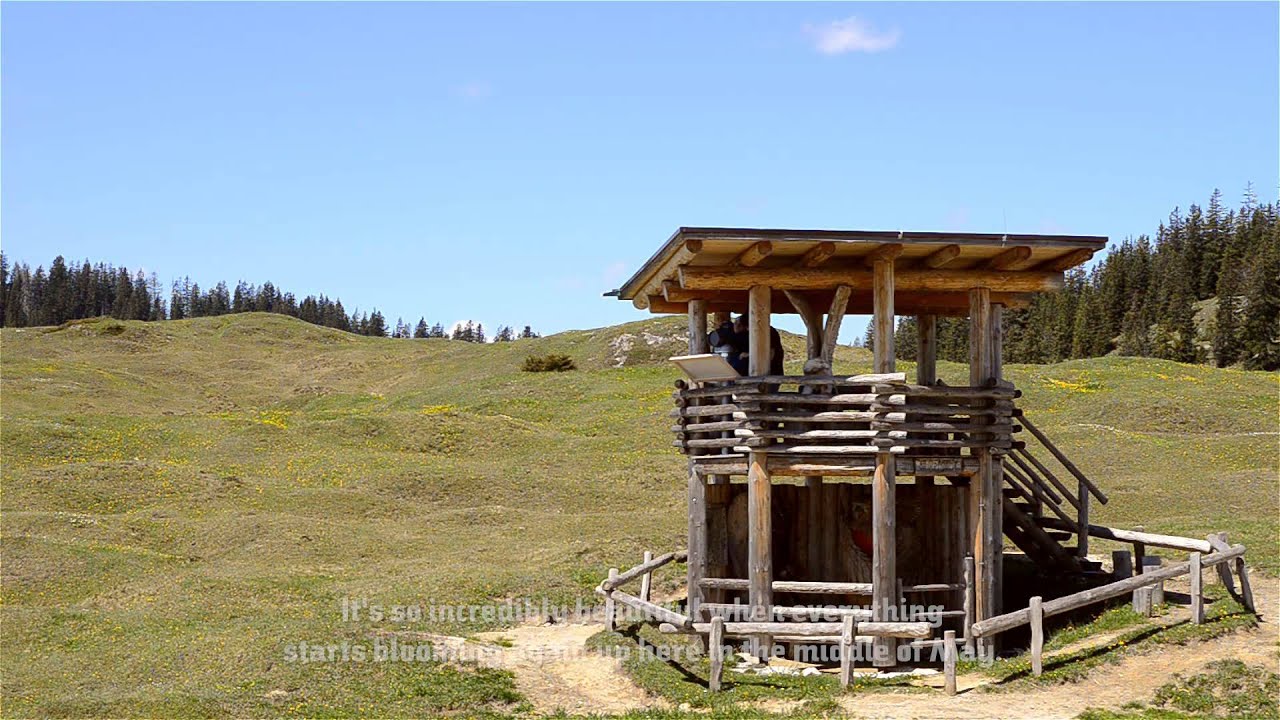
[669,353,740,382]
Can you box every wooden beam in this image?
[783,290,823,360]
[733,241,773,268]
[821,285,852,365]
[864,243,904,268]
[1036,248,1094,272]
[871,258,896,668]
[679,266,1063,293]
[798,241,837,268]
[922,244,962,269]
[968,287,1000,626]
[747,284,773,657]
[986,246,1033,271]
[632,238,704,307]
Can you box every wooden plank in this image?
[678,266,1066,293]
[733,241,773,268]
[963,556,976,654]
[709,616,725,691]
[1029,596,1044,676]
[1190,552,1204,624]
[872,257,896,668]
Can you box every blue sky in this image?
[3,2,1277,340]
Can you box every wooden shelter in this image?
[613,227,1109,665]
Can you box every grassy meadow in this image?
[1,312,1276,717]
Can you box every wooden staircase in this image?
[1002,411,1108,575]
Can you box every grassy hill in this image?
[2,312,1276,717]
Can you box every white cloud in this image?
[805,17,901,55]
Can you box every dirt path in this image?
[837,573,1279,720]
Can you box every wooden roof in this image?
[612,227,1107,317]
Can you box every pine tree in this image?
[414,318,429,339]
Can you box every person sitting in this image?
[707,318,740,369]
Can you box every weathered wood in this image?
[1017,414,1108,503]
[968,287,999,625]
[922,244,962,269]
[963,556,976,654]
[687,467,708,619]
[1029,596,1044,676]
[1013,448,1079,511]
[1132,586,1154,617]
[943,630,958,695]
[1037,518,1213,553]
[822,284,853,364]
[863,243,904,267]
[972,544,1246,638]
[798,241,837,268]
[1206,532,1236,594]
[700,578,873,594]
[678,265,1066,293]
[783,290,824,360]
[872,257,897,667]
[603,550,688,591]
[1235,557,1256,614]
[1007,451,1064,505]
[605,568,618,631]
[872,383,1017,399]
[607,587,694,630]
[733,241,773,267]
[1036,248,1094,272]
[709,616,725,691]
[1190,552,1204,624]
[840,616,855,688]
[639,550,654,602]
[986,245,1032,271]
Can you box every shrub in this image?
[521,353,576,372]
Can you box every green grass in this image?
[1,312,1276,716]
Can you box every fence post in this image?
[1190,552,1204,624]
[1029,595,1044,677]
[709,616,725,692]
[840,616,856,689]
[605,568,618,631]
[1132,586,1153,617]
[963,556,976,655]
[943,630,957,696]
[640,551,653,602]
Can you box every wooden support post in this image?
[1112,550,1133,580]
[709,616,725,692]
[1078,483,1090,557]
[840,615,856,689]
[943,630,958,696]
[605,568,618,631]
[1029,595,1044,677]
[1235,557,1256,613]
[640,550,653,602]
[686,299,710,621]
[968,288,1000,624]
[1190,552,1204,624]
[747,285,773,658]
[872,258,897,667]
[962,556,976,655]
[1144,557,1165,605]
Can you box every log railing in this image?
[672,373,1021,466]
